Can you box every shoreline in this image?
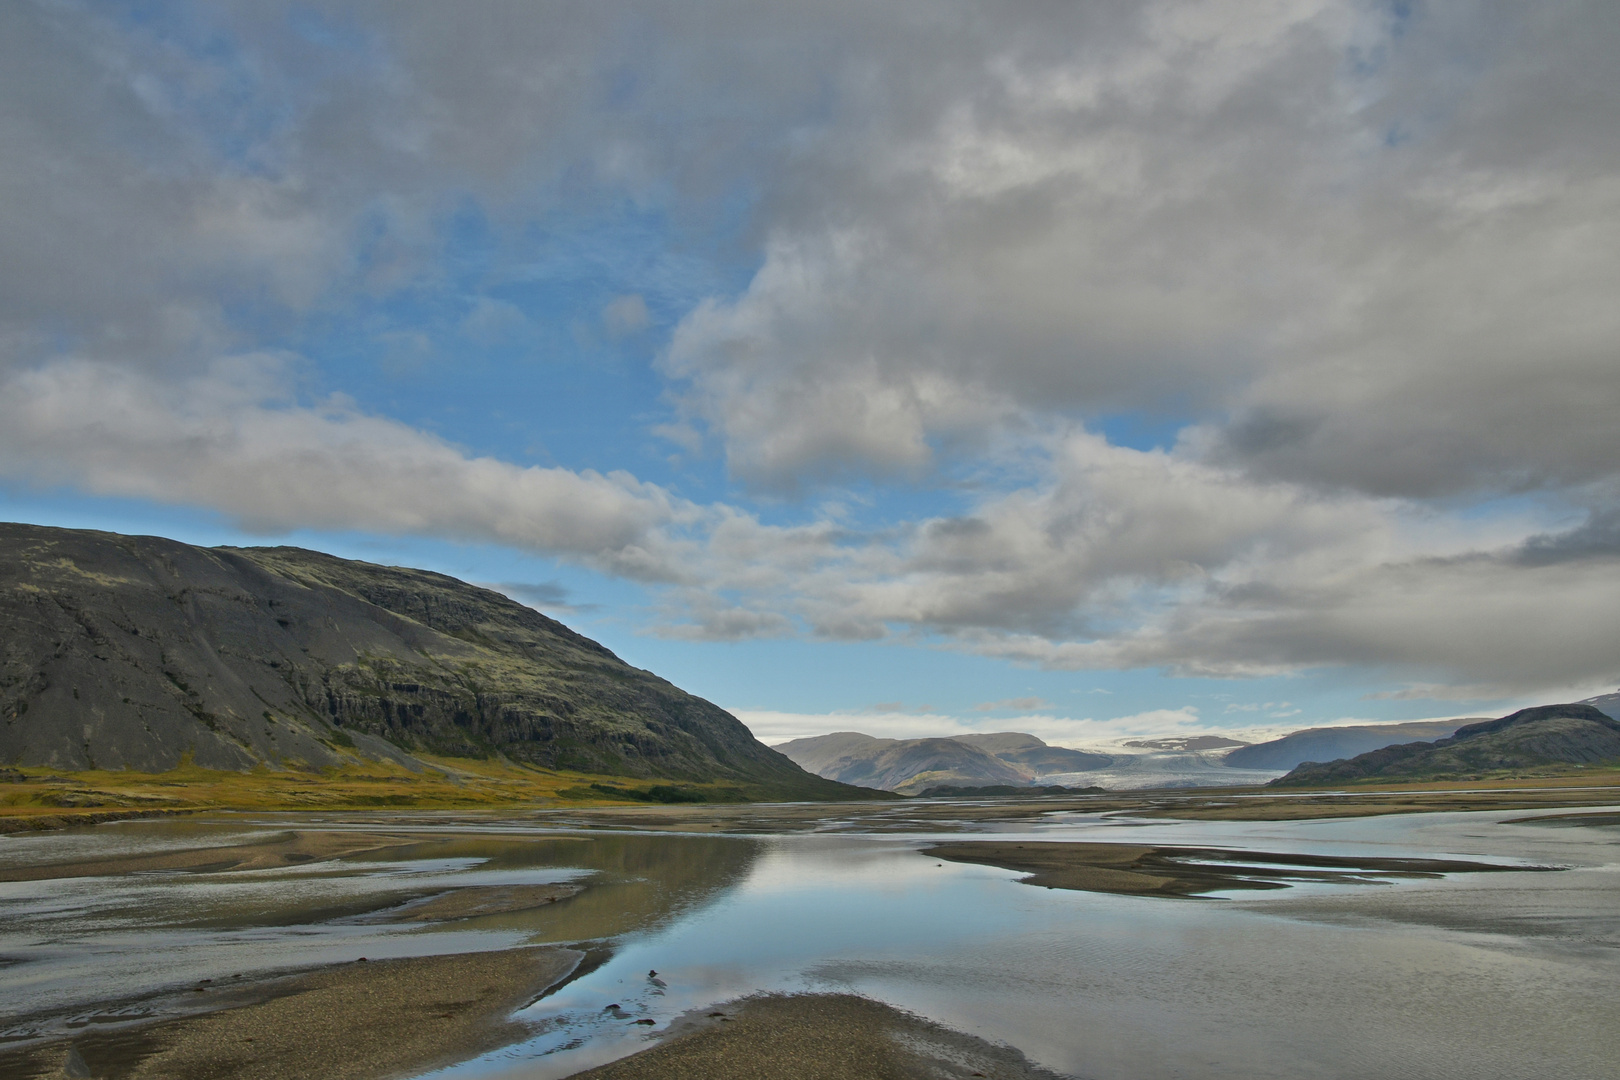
[923,839,1542,897]
[0,947,583,1080]
[2,768,1617,834]
[567,993,1067,1080]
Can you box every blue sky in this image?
[2,1,1618,746]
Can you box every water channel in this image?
[2,802,1617,1078]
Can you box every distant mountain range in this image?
[1582,692,1620,721]
[1223,721,1474,771]
[1274,704,1620,785]
[0,523,868,800]
[1124,735,1248,751]
[776,701,1620,794]
[773,731,1111,794]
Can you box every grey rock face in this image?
[0,523,853,796]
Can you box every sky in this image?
[3,1,1619,748]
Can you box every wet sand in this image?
[570,993,1067,1080]
[2,947,582,1080]
[382,882,585,921]
[924,840,1533,896]
[0,829,417,881]
[527,779,1620,834]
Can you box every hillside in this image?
[0,523,868,800]
[1582,692,1620,721]
[1273,704,1620,785]
[774,730,1110,794]
[951,732,1112,774]
[1225,721,1472,771]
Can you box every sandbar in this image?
[569,993,1066,1080]
[923,840,1531,896]
[0,829,416,882]
[382,882,584,921]
[1,946,582,1080]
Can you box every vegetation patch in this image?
[0,756,777,823]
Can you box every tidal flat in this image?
[2,792,1618,1079]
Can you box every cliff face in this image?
[1272,704,1620,786]
[0,523,862,798]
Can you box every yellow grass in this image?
[0,753,746,825]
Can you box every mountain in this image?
[773,730,1110,794]
[1272,704,1620,785]
[1224,720,1474,771]
[1125,736,1247,751]
[1581,691,1620,721]
[951,732,1112,774]
[0,523,869,800]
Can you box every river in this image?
[2,802,1617,1078]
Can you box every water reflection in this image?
[430,812,1620,1080]
[4,808,1618,1080]
[0,825,760,1045]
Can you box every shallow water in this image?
[0,822,759,1043]
[3,805,1618,1079]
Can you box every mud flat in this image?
[923,840,1538,896]
[381,881,584,921]
[570,993,1066,1080]
[1,947,582,1080]
[0,829,419,881]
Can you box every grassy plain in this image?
[0,755,757,832]
[4,760,1618,834]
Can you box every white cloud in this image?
[0,357,691,579]
[745,703,1223,747]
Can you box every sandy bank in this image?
[924,840,1531,896]
[3,946,582,1080]
[0,829,417,882]
[569,993,1066,1080]
[382,882,584,921]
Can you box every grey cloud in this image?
[664,430,1620,695]
[13,2,1618,502]
[1515,509,1620,566]
[658,1,1620,503]
[972,697,1051,713]
[6,1,1620,696]
[651,593,795,642]
[487,580,597,613]
[1364,685,1506,702]
[493,580,570,606]
[957,545,1620,697]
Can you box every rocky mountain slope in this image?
[0,523,866,799]
[1273,704,1620,785]
[1581,692,1620,721]
[1224,720,1472,771]
[774,730,1110,794]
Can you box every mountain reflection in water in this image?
[3,805,1618,1080]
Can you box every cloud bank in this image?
[3,1,1619,699]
